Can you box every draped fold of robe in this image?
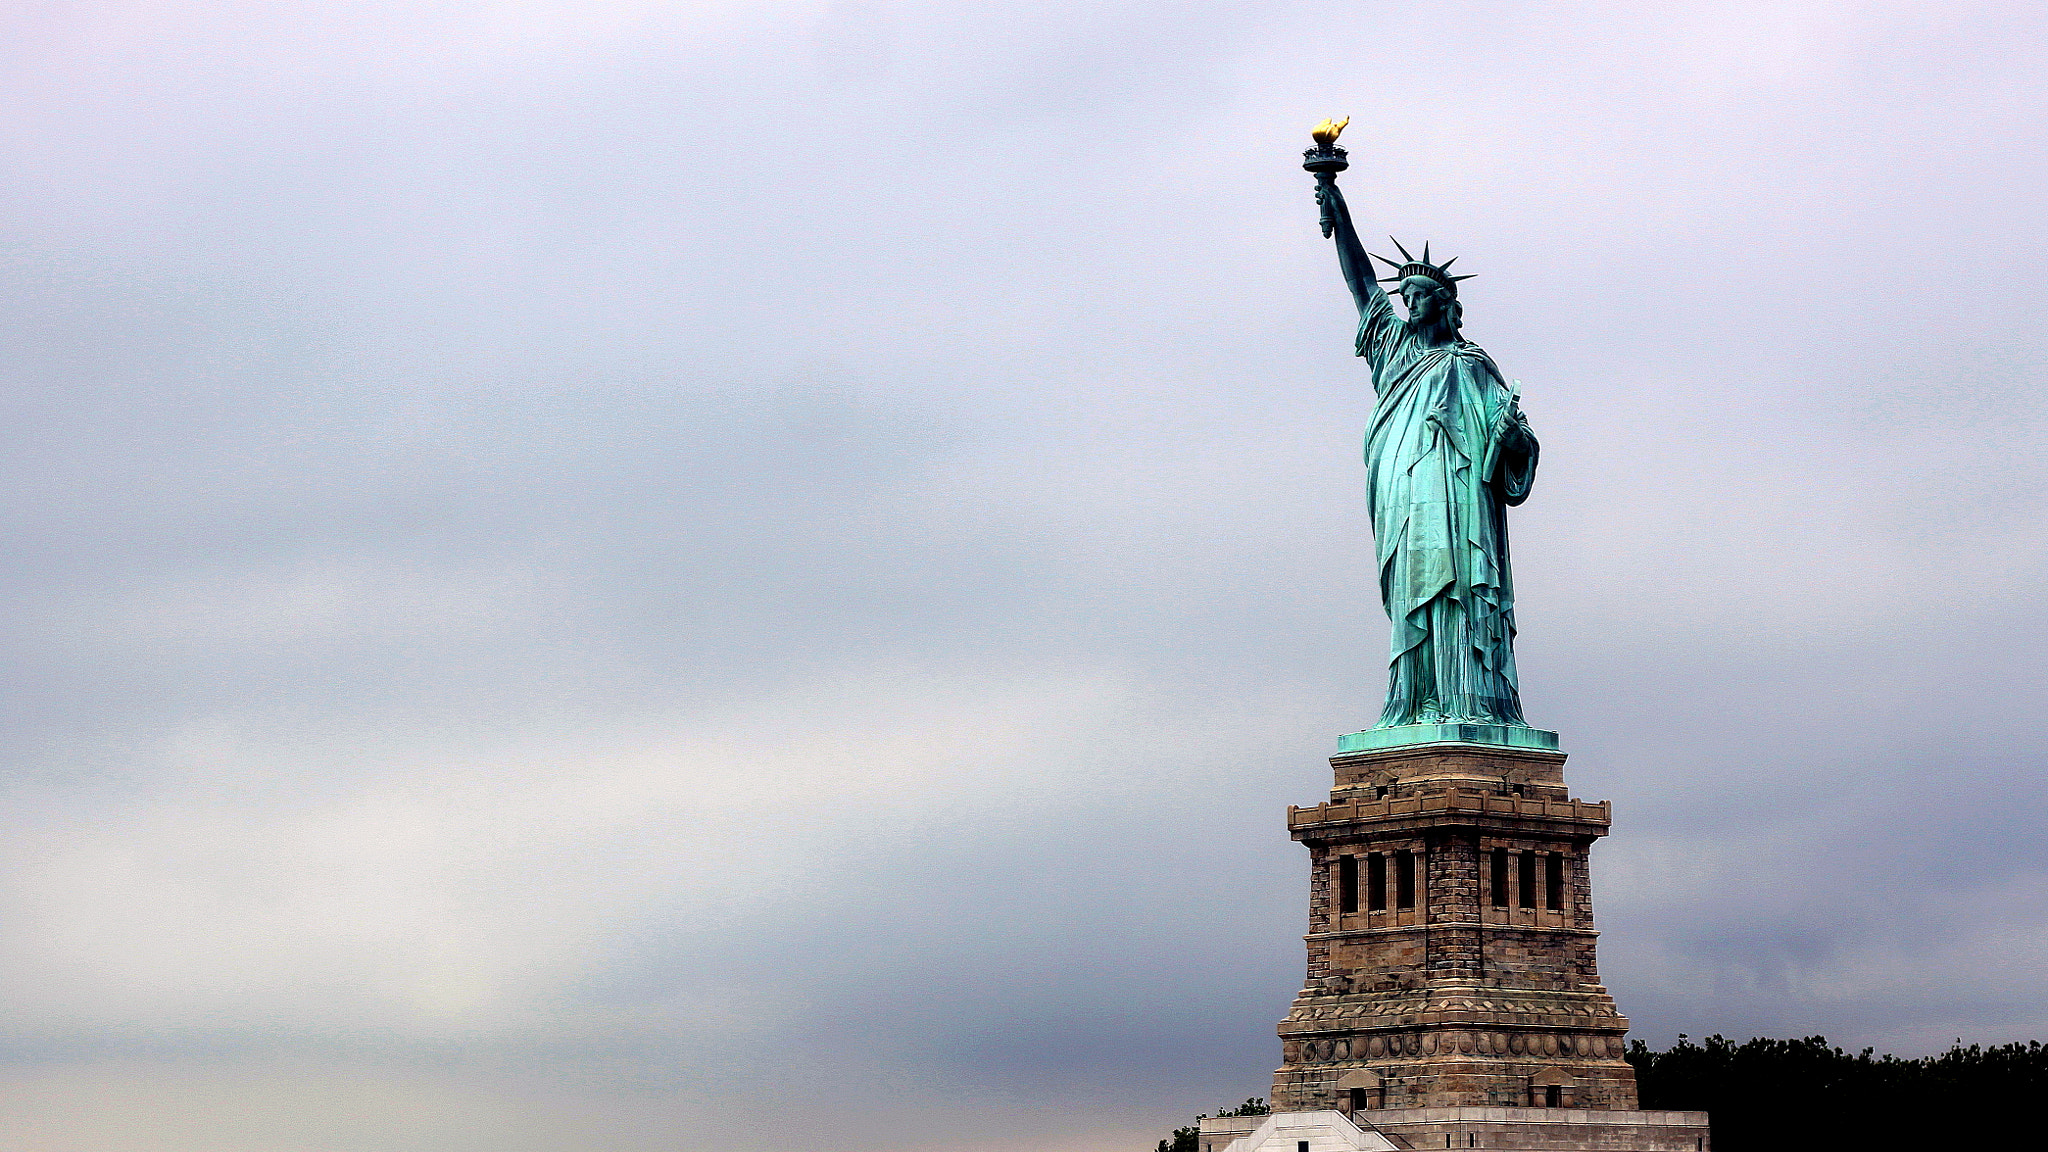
[1357,287,1539,728]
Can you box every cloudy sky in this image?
[0,1,2042,1149]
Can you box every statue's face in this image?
[1398,277,1445,326]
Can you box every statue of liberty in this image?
[1305,120,1539,731]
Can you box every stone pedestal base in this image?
[1257,739,1711,1147]
[1362,1106,1709,1151]
[1274,742,1639,1113]
[1198,1108,1708,1152]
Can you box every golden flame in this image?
[1310,116,1350,146]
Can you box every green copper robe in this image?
[1356,287,1538,728]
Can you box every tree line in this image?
[1629,1033,2040,1148]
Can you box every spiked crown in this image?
[1368,238,1475,298]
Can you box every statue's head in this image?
[1396,276,1461,332]
[1370,239,1472,335]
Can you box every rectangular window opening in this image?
[1546,851,1565,911]
[1368,853,1387,911]
[1396,849,1416,909]
[1490,847,1509,907]
[1518,851,1537,909]
[1339,855,1359,914]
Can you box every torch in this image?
[1303,117,1350,239]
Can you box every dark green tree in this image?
[1628,1034,2045,1150]
[1216,1098,1271,1117]
[1152,1098,1269,1152]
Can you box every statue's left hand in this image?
[1489,395,1529,449]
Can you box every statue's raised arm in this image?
[1303,118,1380,314]
[1315,174,1379,314]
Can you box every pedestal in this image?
[1262,739,1708,1149]
[1198,1108,1709,1152]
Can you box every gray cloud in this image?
[0,1,2042,1148]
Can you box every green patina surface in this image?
[1308,140,1541,744]
[1336,723,1559,754]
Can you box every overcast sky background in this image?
[0,2,2042,1149]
